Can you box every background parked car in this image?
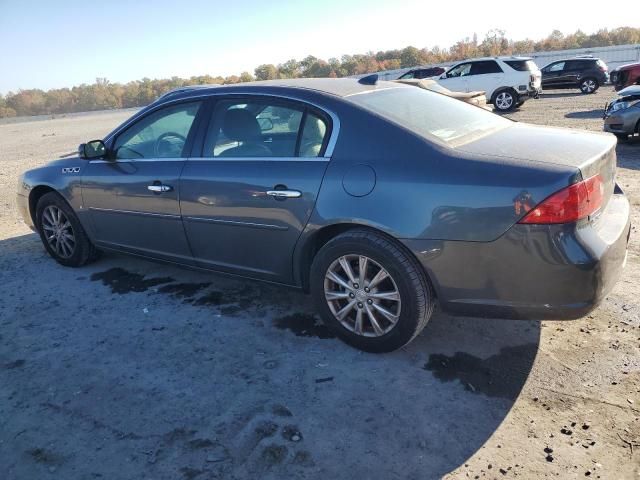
[435,57,541,112]
[541,56,609,94]
[398,66,447,80]
[610,62,640,91]
[603,84,640,141]
[394,78,489,109]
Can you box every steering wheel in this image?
[154,132,187,157]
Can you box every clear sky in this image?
[0,0,633,93]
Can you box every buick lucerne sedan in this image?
[17,77,631,352]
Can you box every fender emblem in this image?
[62,167,81,174]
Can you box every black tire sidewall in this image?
[310,233,430,353]
[36,192,92,267]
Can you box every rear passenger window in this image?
[470,61,503,75]
[203,99,328,158]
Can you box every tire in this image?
[493,89,517,112]
[310,229,434,353]
[579,78,599,94]
[35,192,99,267]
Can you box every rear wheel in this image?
[310,230,434,353]
[36,192,99,267]
[580,78,599,94]
[493,89,517,112]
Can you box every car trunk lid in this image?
[458,123,617,214]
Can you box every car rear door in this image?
[179,96,334,284]
[82,100,203,263]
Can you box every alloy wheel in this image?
[495,92,514,111]
[581,79,597,93]
[324,254,401,337]
[41,205,76,258]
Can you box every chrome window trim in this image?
[89,156,329,164]
[103,92,340,159]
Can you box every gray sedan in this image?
[603,85,640,140]
[17,77,630,352]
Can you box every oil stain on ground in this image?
[273,313,335,339]
[90,268,173,294]
[423,343,538,400]
[158,282,210,300]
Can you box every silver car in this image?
[603,85,640,140]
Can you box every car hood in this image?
[618,85,640,97]
[613,62,640,72]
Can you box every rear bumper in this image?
[402,192,631,319]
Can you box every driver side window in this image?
[113,102,201,159]
[447,63,471,78]
[548,62,565,73]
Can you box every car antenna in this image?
[358,74,379,85]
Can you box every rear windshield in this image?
[504,60,538,71]
[348,87,510,147]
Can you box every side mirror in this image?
[79,139,107,159]
[440,73,447,79]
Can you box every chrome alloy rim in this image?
[41,205,75,258]
[324,254,401,337]
[582,79,596,93]
[495,92,513,110]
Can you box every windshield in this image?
[504,59,538,71]
[347,87,510,146]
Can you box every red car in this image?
[610,62,640,91]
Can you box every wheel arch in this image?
[295,222,435,297]
[28,185,58,226]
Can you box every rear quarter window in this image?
[504,60,538,71]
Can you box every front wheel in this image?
[493,90,517,112]
[36,192,99,267]
[310,230,434,353]
[580,78,599,94]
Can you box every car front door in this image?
[82,100,203,263]
[179,96,333,283]
[437,62,471,92]
[541,61,565,88]
[467,60,505,98]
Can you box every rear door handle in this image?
[147,184,173,193]
[266,190,301,199]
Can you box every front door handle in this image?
[266,189,301,199]
[148,184,173,193]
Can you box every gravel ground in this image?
[0,87,639,479]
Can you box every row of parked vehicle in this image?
[397,55,640,140]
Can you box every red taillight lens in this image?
[518,175,604,224]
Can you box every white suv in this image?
[436,57,542,112]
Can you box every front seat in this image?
[299,116,327,157]
[219,109,272,157]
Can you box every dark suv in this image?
[541,57,609,94]
[398,66,446,80]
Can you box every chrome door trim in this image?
[183,216,288,231]
[88,157,186,164]
[102,92,341,158]
[88,207,181,220]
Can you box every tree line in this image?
[1,27,639,118]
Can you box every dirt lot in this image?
[0,87,639,479]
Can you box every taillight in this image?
[518,175,604,224]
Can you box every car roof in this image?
[453,56,533,63]
[156,78,406,104]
